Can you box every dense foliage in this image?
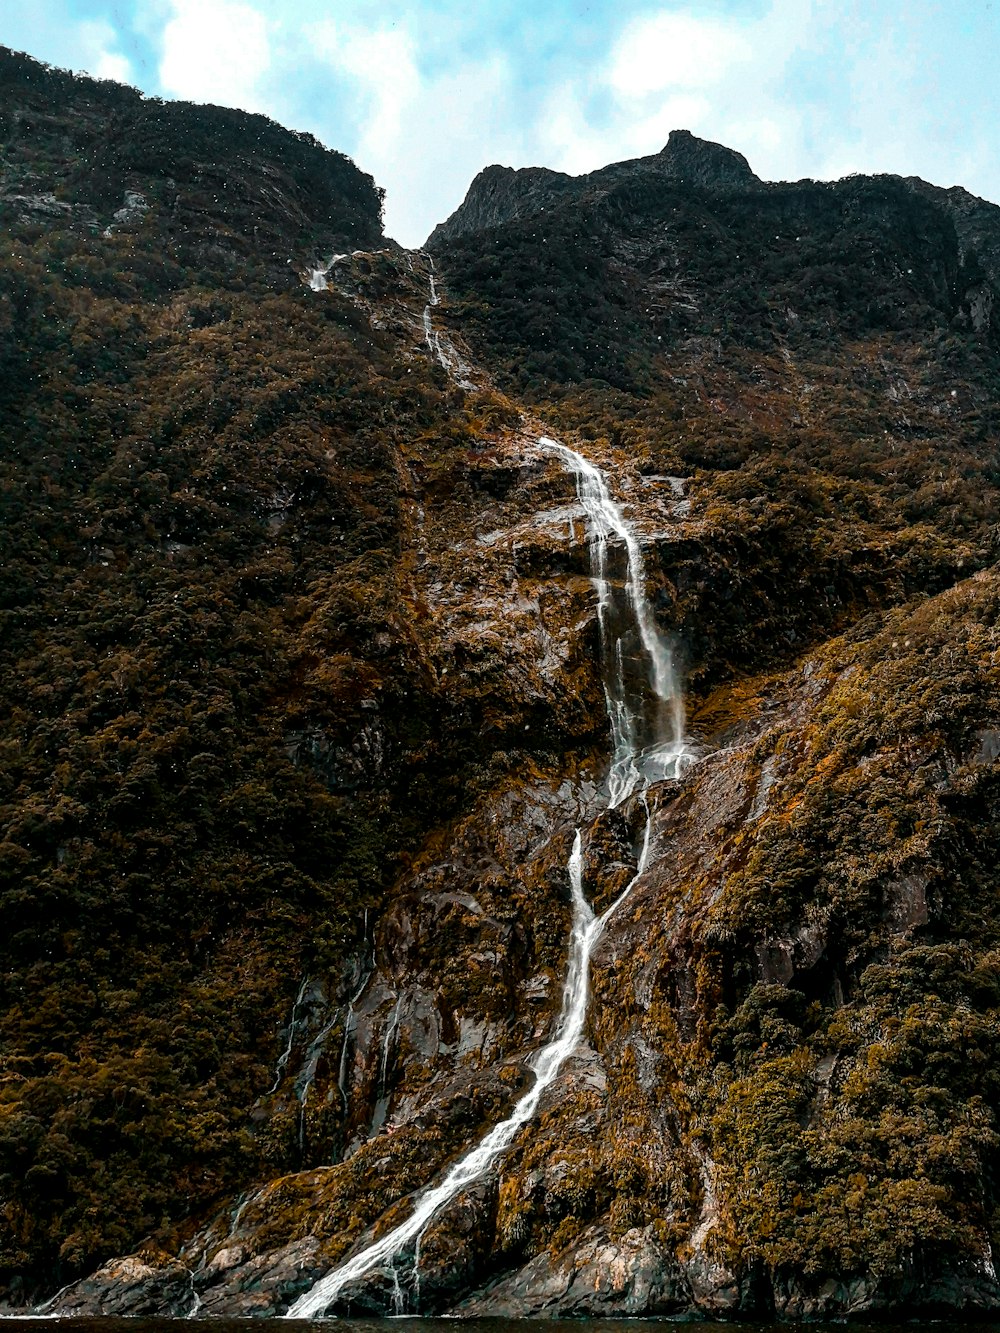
[691,574,1000,1293]
[0,45,383,272]
[436,167,994,387]
[6,44,1000,1318]
[0,50,495,1296]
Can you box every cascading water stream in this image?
[308,254,347,291]
[337,918,375,1113]
[538,437,691,803]
[419,252,475,389]
[268,977,309,1095]
[285,440,694,1319]
[308,247,473,388]
[420,251,443,362]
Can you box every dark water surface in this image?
[4,1321,1000,1332]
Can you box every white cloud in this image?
[158,0,272,111]
[71,18,136,85]
[308,21,524,244]
[93,51,134,83]
[540,84,710,176]
[2,4,134,84]
[608,12,752,96]
[312,22,422,162]
[527,0,823,195]
[372,54,525,243]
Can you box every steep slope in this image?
[0,47,607,1302]
[6,51,1000,1321]
[0,46,383,274]
[431,132,1000,680]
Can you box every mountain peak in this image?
[655,128,758,188]
[426,130,759,247]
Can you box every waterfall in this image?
[268,977,309,1095]
[421,251,444,366]
[419,252,475,389]
[309,247,473,387]
[538,437,692,803]
[307,254,347,291]
[284,440,694,1318]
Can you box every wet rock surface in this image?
[44,583,1000,1319]
[458,1224,693,1316]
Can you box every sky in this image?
[3,0,999,247]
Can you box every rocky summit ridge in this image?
[4,44,1000,1322]
[426,128,759,246]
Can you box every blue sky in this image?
[4,1,999,246]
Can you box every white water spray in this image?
[285,440,694,1318]
[419,252,475,389]
[308,254,348,291]
[538,437,691,804]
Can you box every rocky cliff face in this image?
[427,128,758,246]
[5,46,1000,1322]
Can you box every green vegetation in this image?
[0,45,383,265]
[437,169,994,388]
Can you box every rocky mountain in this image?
[425,129,758,247]
[0,46,383,275]
[4,44,1000,1321]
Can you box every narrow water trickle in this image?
[337,923,375,1114]
[419,251,475,389]
[420,251,443,364]
[268,977,309,1095]
[185,1266,202,1320]
[284,439,695,1319]
[369,995,402,1137]
[282,1017,336,1166]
